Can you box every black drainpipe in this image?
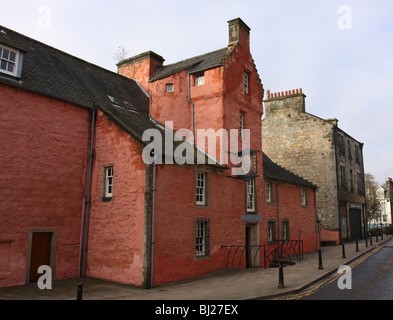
[81,108,96,277]
[187,71,195,146]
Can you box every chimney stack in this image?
[228,18,251,49]
[117,51,164,91]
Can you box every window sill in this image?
[195,203,210,209]
[101,196,113,202]
[194,255,210,261]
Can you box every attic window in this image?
[123,100,137,113]
[107,95,121,107]
[0,44,20,77]
[195,72,204,86]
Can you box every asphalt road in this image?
[285,238,393,300]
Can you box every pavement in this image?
[0,235,392,301]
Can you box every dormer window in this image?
[0,44,20,77]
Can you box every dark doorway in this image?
[245,224,259,268]
[349,209,362,241]
[29,232,52,283]
[245,226,252,268]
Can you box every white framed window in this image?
[301,189,308,206]
[246,179,255,212]
[0,44,19,77]
[282,220,290,241]
[104,166,114,198]
[267,220,276,243]
[196,172,206,206]
[166,83,174,92]
[195,218,210,259]
[244,72,249,94]
[239,113,244,139]
[266,182,273,203]
[195,72,204,86]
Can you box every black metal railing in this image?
[221,245,266,269]
[265,240,303,268]
[221,240,303,270]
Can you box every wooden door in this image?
[29,232,52,283]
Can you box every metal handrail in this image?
[221,244,266,269]
[265,240,303,267]
[221,240,303,270]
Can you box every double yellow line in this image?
[283,244,386,300]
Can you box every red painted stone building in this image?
[0,19,319,289]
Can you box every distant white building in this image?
[370,183,392,227]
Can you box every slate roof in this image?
[263,154,317,188]
[0,26,222,167]
[149,48,228,82]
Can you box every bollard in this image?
[278,261,285,288]
[381,227,384,240]
[76,282,83,300]
[376,233,379,242]
[356,240,359,252]
[366,237,368,248]
[370,235,373,245]
[318,249,323,270]
[342,242,346,259]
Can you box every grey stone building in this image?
[262,89,366,243]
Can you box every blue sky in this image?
[1,0,392,184]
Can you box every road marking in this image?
[282,243,388,300]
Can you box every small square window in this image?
[195,73,204,86]
[166,84,174,92]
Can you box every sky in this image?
[1,0,392,185]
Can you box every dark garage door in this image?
[349,209,362,241]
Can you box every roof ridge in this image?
[149,47,228,83]
[162,47,228,68]
[263,153,317,188]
